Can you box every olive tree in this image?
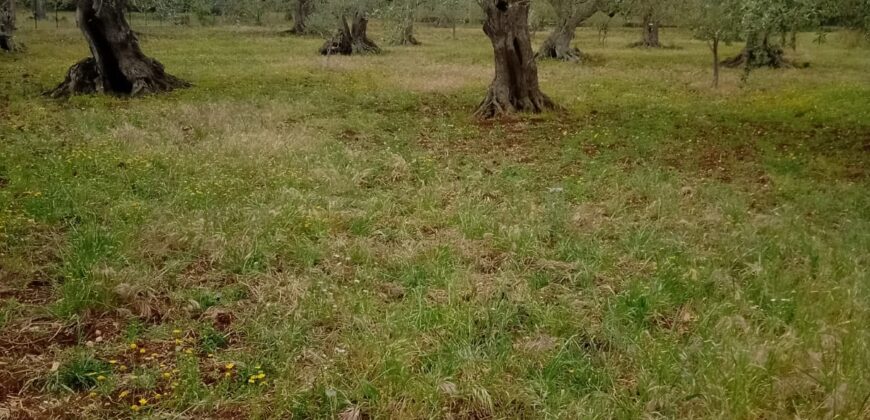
[287,0,314,33]
[1,0,17,51]
[48,0,189,97]
[316,0,382,55]
[616,0,682,47]
[537,0,606,61]
[688,0,741,87]
[33,0,47,20]
[721,0,798,69]
[475,0,555,118]
[384,0,425,45]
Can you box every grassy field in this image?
[1,13,869,419]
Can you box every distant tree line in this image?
[2,0,869,119]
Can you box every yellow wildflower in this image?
[130,405,140,412]
[129,343,138,350]
[224,363,235,370]
[119,390,130,398]
[139,398,148,405]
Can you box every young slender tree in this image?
[475,0,555,118]
[32,0,47,20]
[689,0,741,87]
[536,0,604,61]
[428,0,467,39]
[0,0,16,51]
[48,0,189,97]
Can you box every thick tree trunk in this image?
[537,17,582,61]
[1,0,16,52]
[289,0,310,34]
[632,12,661,48]
[536,0,601,62]
[475,0,555,119]
[722,33,789,69]
[47,0,188,97]
[390,17,420,46]
[319,12,380,55]
[32,0,46,20]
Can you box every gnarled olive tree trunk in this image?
[48,0,188,98]
[1,0,16,52]
[289,0,311,34]
[390,15,420,46]
[722,32,788,69]
[537,0,601,62]
[632,12,661,48]
[319,12,380,55]
[475,0,555,119]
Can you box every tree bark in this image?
[289,0,311,34]
[390,16,420,46]
[319,12,381,55]
[1,0,16,52]
[47,0,189,98]
[632,12,661,48]
[537,0,601,62]
[32,0,46,20]
[721,33,789,69]
[475,0,555,119]
[711,37,719,88]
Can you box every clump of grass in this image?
[48,352,111,392]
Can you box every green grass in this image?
[1,13,869,418]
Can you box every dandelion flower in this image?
[224,363,235,370]
[139,398,148,405]
[119,390,130,398]
[129,343,138,350]
[96,375,106,381]
[130,405,140,412]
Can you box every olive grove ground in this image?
[0,15,869,418]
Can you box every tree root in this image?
[536,46,584,62]
[46,57,189,98]
[721,46,790,69]
[320,34,381,55]
[389,34,421,46]
[474,88,556,119]
[628,40,662,48]
[0,34,20,52]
